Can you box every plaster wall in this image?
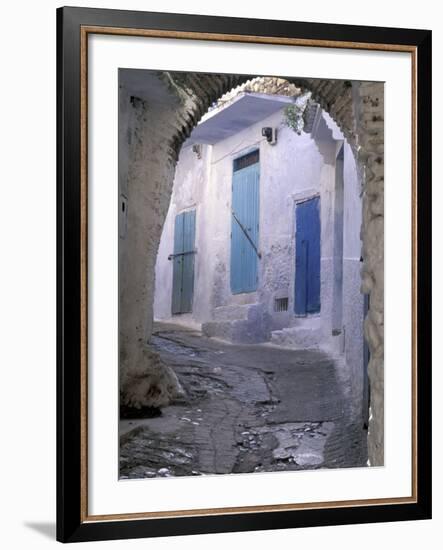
[118,78,188,410]
[154,109,331,330]
[342,141,365,407]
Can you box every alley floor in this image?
[119,322,367,479]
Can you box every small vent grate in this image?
[233,150,259,172]
[274,297,289,312]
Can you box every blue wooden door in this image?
[295,197,321,315]
[171,210,196,314]
[230,155,260,294]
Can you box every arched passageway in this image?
[118,70,384,466]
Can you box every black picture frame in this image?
[57,6,432,543]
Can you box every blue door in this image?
[230,152,260,294]
[171,210,196,314]
[295,197,321,315]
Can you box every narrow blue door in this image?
[230,152,260,294]
[295,197,321,315]
[171,210,196,314]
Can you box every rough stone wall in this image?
[214,76,301,108]
[119,71,383,466]
[355,82,385,466]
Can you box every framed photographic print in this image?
[56,6,432,543]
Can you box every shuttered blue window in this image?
[171,210,196,314]
[294,197,321,315]
[230,151,260,294]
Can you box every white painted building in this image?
[154,90,364,389]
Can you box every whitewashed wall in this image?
[154,107,363,395]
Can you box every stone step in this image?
[203,303,271,344]
[270,325,323,349]
[202,319,267,344]
[213,303,254,322]
[290,315,322,329]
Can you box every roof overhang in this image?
[184,92,295,147]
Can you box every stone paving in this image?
[120,323,367,479]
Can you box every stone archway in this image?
[118,71,384,466]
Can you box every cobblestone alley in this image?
[120,323,367,479]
